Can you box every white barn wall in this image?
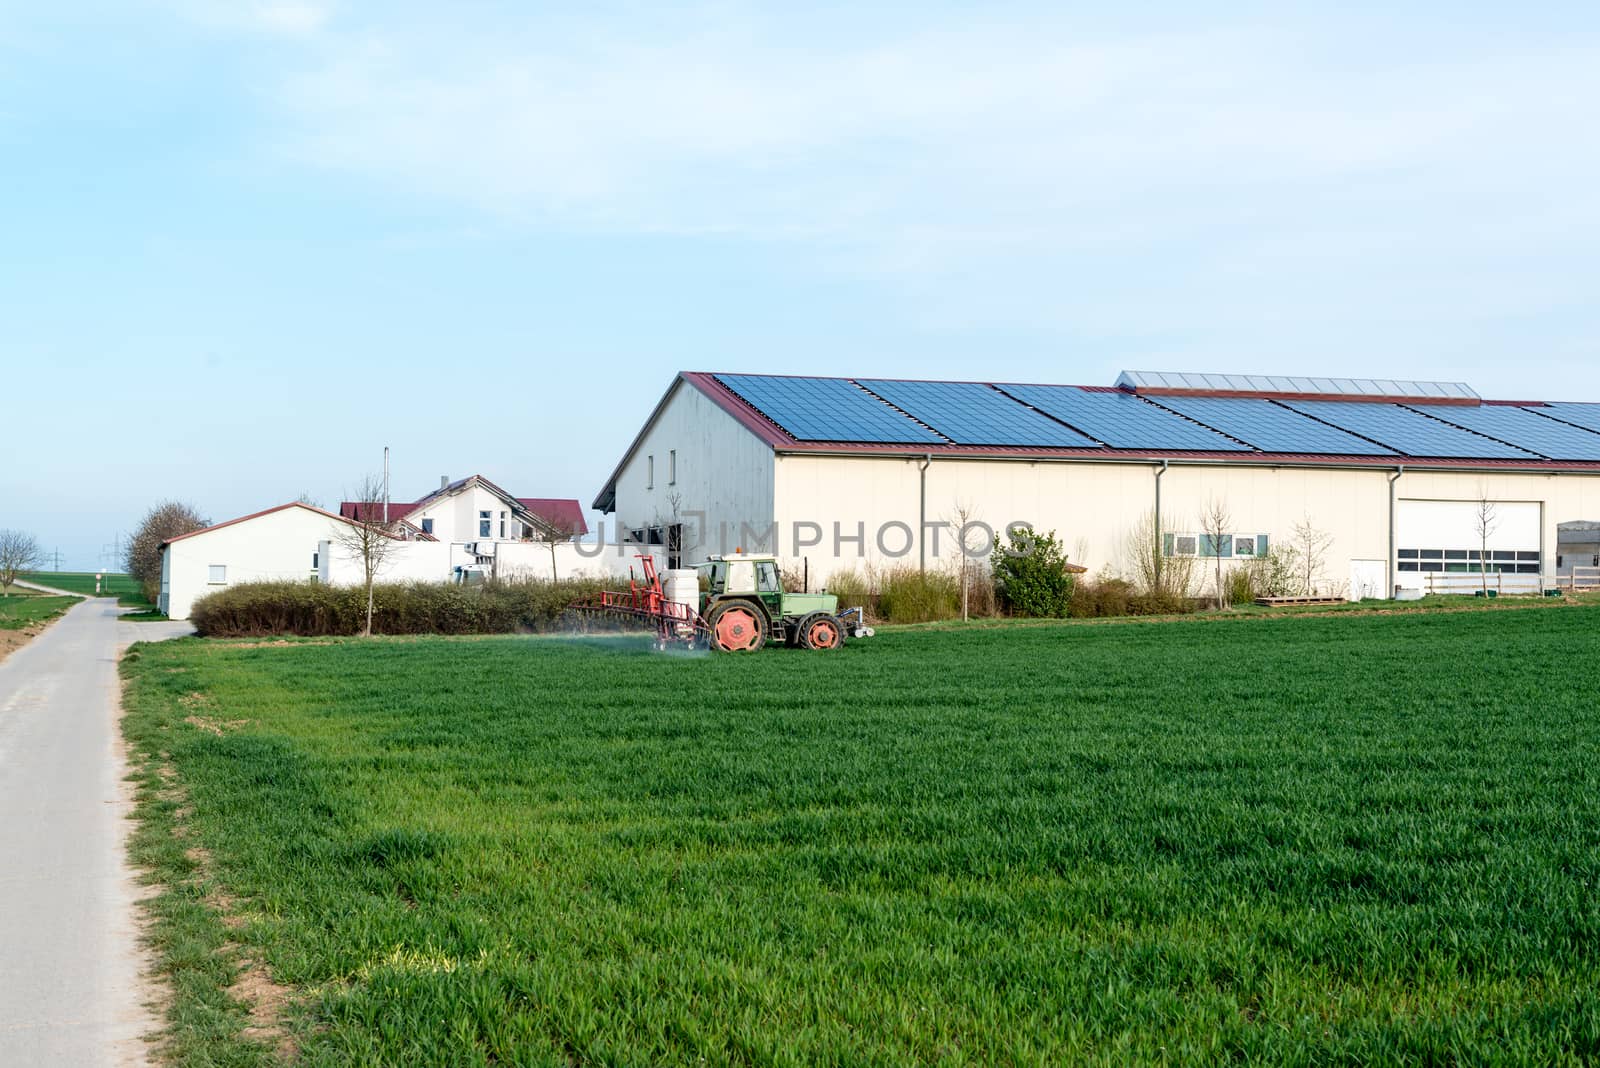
[772,453,1600,597]
[609,380,775,562]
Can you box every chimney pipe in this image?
[440,475,448,490]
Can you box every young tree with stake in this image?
[333,474,399,637]
[1475,497,1499,597]
[1199,496,1233,610]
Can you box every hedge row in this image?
[189,578,620,637]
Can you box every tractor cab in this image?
[699,554,785,616]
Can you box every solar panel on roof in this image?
[854,379,1100,448]
[715,374,946,444]
[1528,403,1600,438]
[1150,396,1397,456]
[1115,370,1479,401]
[1281,401,1539,459]
[1000,385,1250,451]
[1409,405,1600,461]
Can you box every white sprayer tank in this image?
[663,569,700,620]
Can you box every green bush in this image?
[189,577,620,637]
[1226,566,1256,606]
[991,526,1075,618]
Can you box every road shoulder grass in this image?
[0,589,81,663]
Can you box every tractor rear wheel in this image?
[800,612,843,651]
[707,599,768,652]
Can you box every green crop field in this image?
[22,570,153,608]
[122,608,1600,1066]
[0,590,79,630]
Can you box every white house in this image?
[594,370,1600,599]
[340,473,589,546]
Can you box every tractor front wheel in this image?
[708,600,768,652]
[800,612,843,651]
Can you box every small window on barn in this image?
[312,551,319,569]
[647,455,655,490]
[207,565,227,584]
[479,510,491,538]
[669,450,677,485]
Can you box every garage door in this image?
[1395,499,1542,577]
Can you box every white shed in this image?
[159,503,357,620]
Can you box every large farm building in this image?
[596,371,1600,598]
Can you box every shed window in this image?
[207,565,227,584]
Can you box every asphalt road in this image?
[0,598,191,1066]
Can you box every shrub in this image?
[1226,566,1255,606]
[822,565,964,625]
[991,526,1075,618]
[875,567,960,624]
[189,576,620,638]
[1245,547,1301,598]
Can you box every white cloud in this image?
[227,8,1600,366]
[170,0,331,37]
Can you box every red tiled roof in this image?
[517,498,588,535]
[339,501,420,523]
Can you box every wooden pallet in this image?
[1253,595,1346,607]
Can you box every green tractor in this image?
[696,553,873,652]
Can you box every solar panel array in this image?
[1410,404,1600,461]
[710,373,1600,463]
[855,379,1100,447]
[1150,395,1397,456]
[1532,403,1600,437]
[1283,401,1539,459]
[714,374,944,444]
[1000,384,1251,451]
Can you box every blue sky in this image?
[4,2,1598,569]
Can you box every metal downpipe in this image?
[1388,466,1404,598]
[1154,460,1169,586]
[918,454,932,572]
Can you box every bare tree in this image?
[125,501,208,602]
[0,530,41,594]
[946,500,989,622]
[1474,496,1499,597]
[1292,515,1334,596]
[527,515,579,581]
[295,491,325,508]
[1199,496,1233,610]
[332,474,399,637]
